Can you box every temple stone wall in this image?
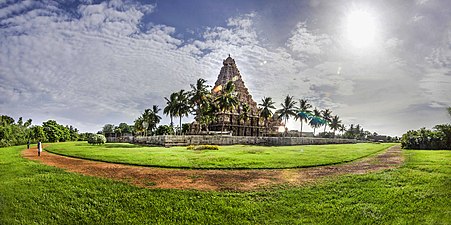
[107,135,357,147]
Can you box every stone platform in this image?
[107,135,357,147]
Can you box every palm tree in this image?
[164,92,178,127]
[149,105,162,134]
[239,103,250,136]
[321,109,332,133]
[329,115,342,138]
[309,108,324,136]
[339,124,346,136]
[259,97,276,136]
[174,90,190,135]
[215,81,239,132]
[190,78,211,133]
[134,116,144,136]
[297,98,312,137]
[276,95,297,136]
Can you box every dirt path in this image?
[22,145,403,191]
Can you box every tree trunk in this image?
[284,118,288,137]
[179,116,182,135]
[300,120,303,137]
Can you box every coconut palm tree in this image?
[164,92,177,127]
[321,109,332,133]
[238,103,250,136]
[259,97,276,136]
[329,115,342,138]
[276,95,297,136]
[149,105,162,133]
[189,78,211,133]
[339,124,346,136]
[309,108,324,136]
[174,90,190,135]
[297,98,312,137]
[215,81,239,132]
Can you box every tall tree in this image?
[321,109,332,133]
[239,103,250,136]
[214,81,238,132]
[309,108,324,136]
[448,107,451,119]
[259,97,276,136]
[102,124,114,136]
[339,124,346,136]
[297,98,312,137]
[276,95,297,136]
[329,115,342,138]
[189,78,211,133]
[174,90,191,135]
[134,116,144,136]
[164,92,178,127]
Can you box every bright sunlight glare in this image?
[345,9,378,48]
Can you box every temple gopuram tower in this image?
[208,55,280,136]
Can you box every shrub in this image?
[401,124,451,150]
[186,145,219,150]
[87,134,106,145]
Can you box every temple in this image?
[206,55,281,136]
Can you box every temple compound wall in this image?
[108,135,357,147]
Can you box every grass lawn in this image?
[1,145,450,224]
[45,142,395,169]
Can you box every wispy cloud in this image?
[0,0,449,136]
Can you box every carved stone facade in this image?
[213,56,259,113]
[208,55,281,136]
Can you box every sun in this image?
[345,9,378,48]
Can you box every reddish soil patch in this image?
[22,145,403,191]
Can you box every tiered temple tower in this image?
[207,55,280,136]
[213,55,259,113]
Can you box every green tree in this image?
[174,90,191,135]
[239,103,250,136]
[329,115,342,138]
[189,78,212,133]
[215,81,239,132]
[321,109,332,133]
[309,108,324,136]
[155,125,175,135]
[276,95,297,136]
[164,92,178,127]
[297,98,312,137]
[259,97,276,136]
[134,116,144,136]
[43,120,70,142]
[102,124,115,137]
[118,123,133,134]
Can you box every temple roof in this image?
[213,55,259,114]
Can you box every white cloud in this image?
[1,0,450,137]
[286,22,332,57]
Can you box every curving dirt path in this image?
[22,145,403,191]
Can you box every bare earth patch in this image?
[22,145,403,191]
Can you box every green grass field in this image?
[45,142,394,169]
[1,145,450,224]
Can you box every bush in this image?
[87,134,106,145]
[155,125,174,135]
[401,124,451,150]
[186,145,219,150]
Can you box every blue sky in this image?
[0,0,450,136]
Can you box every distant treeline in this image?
[0,115,90,147]
[401,107,451,150]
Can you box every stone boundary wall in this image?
[107,135,357,147]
